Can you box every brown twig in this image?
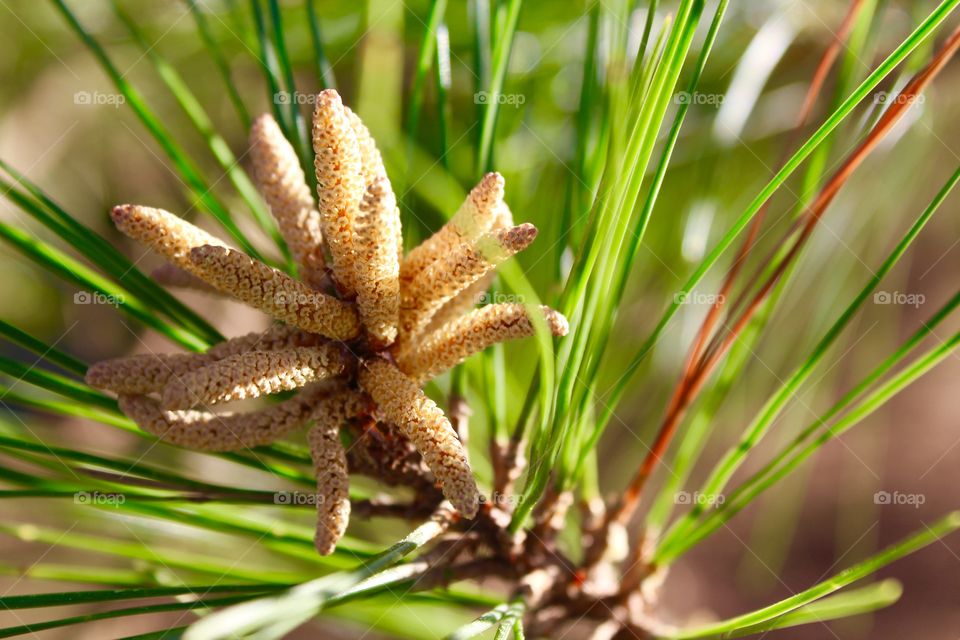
[694,22,960,385]
[673,0,866,419]
[604,0,918,531]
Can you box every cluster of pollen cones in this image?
[86,89,568,555]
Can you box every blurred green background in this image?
[0,0,958,637]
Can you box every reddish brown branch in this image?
[680,0,866,403]
[607,12,959,534]
[697,21,960,382]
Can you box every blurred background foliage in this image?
[0,0,958,637]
